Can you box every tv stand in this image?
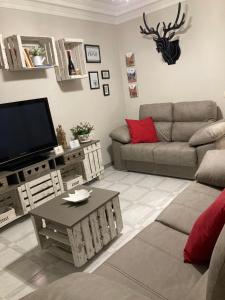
[0,140,104,228]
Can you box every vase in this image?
[32,56,45,66]
[78,134,91,143]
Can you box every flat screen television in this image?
[0,98,57,169]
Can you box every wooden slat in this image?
[98,205,111,245]
[17,186,28,214]
[47,246,73,264]
[81,217,95,259]
[67,224,87,267]
[30,179,53,195]
[106,201,117,240]
[89,211,102,253]
[12,35,25,69]
[27,173,51,188]
[0,34,8,69]
[39,228,70,246]
[7,37,18,70]
[34,194,55,207]
[112,197,123,234]
[46,222,67,235]
[32,187,54,202]
[31,215,45,249]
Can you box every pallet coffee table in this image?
[30,187,123,268]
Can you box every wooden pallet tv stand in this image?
[0,140,104,228]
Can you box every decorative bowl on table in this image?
[63,189,92,203]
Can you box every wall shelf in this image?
[4,35,58,71]
[55,38,87,81]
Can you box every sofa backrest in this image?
[172,101,218,142]
[139,101,218,143]
[139,103,173,142]
[207,225,225,300]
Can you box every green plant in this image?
[29,46,45,56]
[70,122,94,139]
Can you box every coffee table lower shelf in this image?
[31,196,123,268]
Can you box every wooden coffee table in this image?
[30,186,123,268]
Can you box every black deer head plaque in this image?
[140,2,186,65]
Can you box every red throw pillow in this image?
[125,117,159,144]
[184,189,225,264]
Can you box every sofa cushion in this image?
[21,273,149,300]
[110,125,130,144]
[172,122,210,142]
[121,143,161,162]
[126,118,159,144]
[154,122,172,142]
[153,142,197,167]
[196,150,225,188]
[139,102,173,122]
[157,182,221,234]
[173,101,217,122]
[95,222,206,300]
[189,119,225,146]
[184,189,225,264]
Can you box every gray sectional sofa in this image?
[22,174,225,300]
[110,101,223,179]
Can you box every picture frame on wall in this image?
[84,44,101,63]
[129,83,138,98]
[103,84,110,96]
[127,67,137,83]
[101,70,110,79]
[88,71,100,89]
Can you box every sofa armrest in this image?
[196,143,216,165]
[21,273,150,300]
[110,125,130,144]
[189,119,225,147]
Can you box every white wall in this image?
[117,0,225,119]
[0,7,125,164]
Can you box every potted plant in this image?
[70,122,94,143]
[29,46,46,66]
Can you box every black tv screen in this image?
[0,98,57,166]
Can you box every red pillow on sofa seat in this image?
[125,117,159,144]
[184,189,225,264]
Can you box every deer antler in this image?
[140,12,161,40]
[163,2,185,39]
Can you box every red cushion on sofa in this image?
[184,189,225,264]
[125,117,159,144]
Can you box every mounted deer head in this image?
[140,2,185,65]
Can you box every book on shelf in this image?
[23,48,34,68]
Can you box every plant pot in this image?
[78,134,91,143]
[32,56,45,66]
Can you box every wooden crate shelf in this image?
[55,38,87,81]
[4,35,58,71]
[0,34,8,69]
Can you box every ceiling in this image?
[0,0,184,24]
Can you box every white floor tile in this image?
[109,183,130,193]
[157,177,188,192]
[137,174,165,189]
[122,186,149,202]
[0,271,24,298]
[0,248,23,269]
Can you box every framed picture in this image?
[84,44,101,63]
[126,52,135,67]
[101,70,110,79]
[103,84,110,96]
[127,67,137,83]
[129,83,138,98]
[88,71,100,89]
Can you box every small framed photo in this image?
[88,71,100,89]
[84,44,101,63]
[127,67,137,83]
[103,84,110,96]
[101,70,110,79]
[129,83,138,98]
[126,52,135,67]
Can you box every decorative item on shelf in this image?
[66,50,76,76]
[103,84,110,96]
[56,125,68,149]
[140,2,186,65]
[70,122,94,143]
[126,52,135,67]
[69,139,80,149]
[129,83,138,98]
[101,70,110,79]
[84,44,101,63]
[53,145,64,155]
[29,46,46,66]
[88,71,100,89]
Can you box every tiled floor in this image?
[0,166,191,300]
